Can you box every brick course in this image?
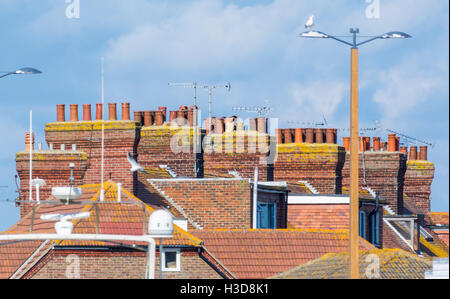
[25,248,223,279]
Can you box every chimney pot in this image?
[315,129,324,144]
[388,134,397,152]
[144,111,153,127]
[70,104,79,122]
[257,117,268,134]
[187,110,195,127]
[57,104,66,122]
[154,111,164,126]
[283,129,293,143]
[96,103,103,120]
[295,128,303,143]
[343,137,350,151]
[108,103,117,121]
[373,137,381,151]
[215,118,225,134]
[326,129,335,144]
[249,118,257,132]
[169,111,177,123]
[158,107,167,121]
[25,132,35,151]
[419,146,428,161]
[122,103,130,121]
[134,111,143,125]
[305,128,314,143]
[363,137,371,151]
[82,104,92,121]
[409,146,418,161]
[276,129,283,144]
[176,110,186,126]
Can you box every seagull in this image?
[305,15,315,30]
[127,152,148,174]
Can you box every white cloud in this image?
[286,80,348,123]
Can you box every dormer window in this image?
[161,248,181,272]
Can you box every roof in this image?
[0,181,201,279]
[287,182,314,195]
[149,178,252,229]
[191,228,375,279]
[427,212,449,227]
[341,187,382,201]
[270,249,432,279]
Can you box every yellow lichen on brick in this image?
[15,151,87,161]
[277,143,344,154]
[407,160,435,170]
[45,120,138,132]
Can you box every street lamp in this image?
[0,67,42,79]
[299,27,411,279]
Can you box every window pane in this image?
[165,252,177,269]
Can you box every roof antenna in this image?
[29,110,33,202]
[100,57,105,201]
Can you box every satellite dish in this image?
[51,187,83,204]
[31,178,46,188]
[41,212,90,235]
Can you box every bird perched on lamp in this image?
[305,15,315,30]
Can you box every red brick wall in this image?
[151,179,252,229]
[342,152,407,214]
[45,121,140,193]
[15,151,87,217]
[203,133,273,181]
[274,144,346,194]
[403,161,435,213]
[25,248,223,279]
[138,126,197,178]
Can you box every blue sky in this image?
[0,0,448,230]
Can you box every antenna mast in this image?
[29,110,33,201]
[100,57,105,201]
[168,82,200,177]
[232,100,273,118]
[198,83,232,134]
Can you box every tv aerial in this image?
[287,114,328,128]
[232,100,273,117]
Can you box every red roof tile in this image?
[191,228,375,279]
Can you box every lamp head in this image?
[299,30,329,38]
[14,67,42,75]
[380,31,412,39]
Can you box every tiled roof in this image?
[287,182,313,195]
[427,212,449,226]
[270,249,432,279]
[288,204,349,230]
[142,167,173,179]
[191,228,375,279]
[0,182,201,279]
